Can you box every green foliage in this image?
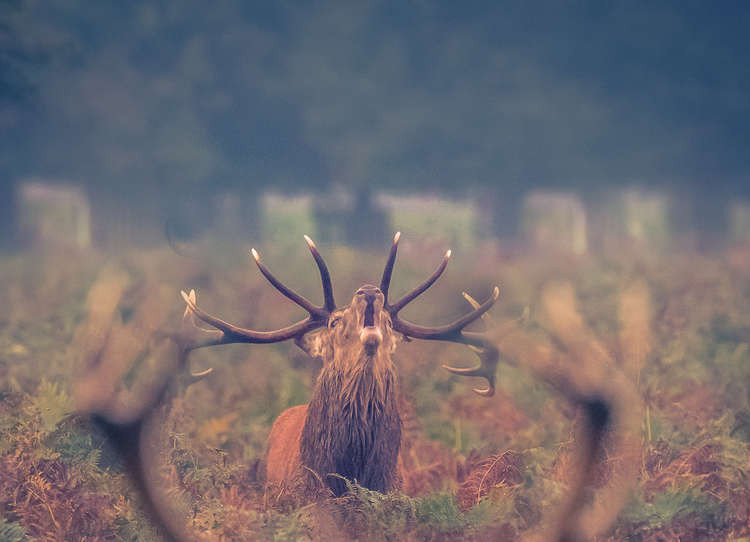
[28,379,73,434]
[620,489,726,532]
[328,478,501,540]
[340,477,418,538]
[0,517,28,542]
[260,507,315,542]
[414,493,470,533]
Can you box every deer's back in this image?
[264,404,307,487]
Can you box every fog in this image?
[2,0,749,246]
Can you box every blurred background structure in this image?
[1,0,749,250]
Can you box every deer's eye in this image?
[329,317,342,329]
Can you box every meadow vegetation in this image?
[0,239,749,540]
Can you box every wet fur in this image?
[300,357,401,495]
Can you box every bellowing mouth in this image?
[358,288,382,355]
[364,300,374,327]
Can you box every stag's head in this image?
[181,232,499,396]
[305,284,393,363]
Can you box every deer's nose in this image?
[360,326,382,354]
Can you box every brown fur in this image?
[264,285,403,498]
[264,405,306,489]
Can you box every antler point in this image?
[394,231,401,243]
[461,291,480,309]
[474,387,494,397]
[446,249,452,259]
[304,234,316,248]
[493,286,500,299]
[251,248,260,262]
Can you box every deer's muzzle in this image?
[360,326,382,355]
[355,285,384,355]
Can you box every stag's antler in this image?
[180,235,334,351]
[380,232,500,396]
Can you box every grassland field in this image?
[1,239,749,541]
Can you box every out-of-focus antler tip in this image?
[492,286,500,299]
[445,249,452,259]
[250,248,260,262]
[191,367,213,378]
[519,306,530,324]
[189,289,196,302]
[304,234,316,248]
[180,290,190,303]
[474,387,494,397]
[394,231,401,243]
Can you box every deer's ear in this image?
[296,329,329,360]
[390,332,406,353]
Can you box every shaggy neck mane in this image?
[299,352,401,496]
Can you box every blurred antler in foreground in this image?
[464,280,644,542]
[72,268,211,542]
[618,279,652,385]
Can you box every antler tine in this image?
[443,291,501,396]
[179,289,224,348]
[392,286,499,339]
[380,232,450,313]
[186,367,214,387]
[251,248,325,317]
[392,287,500,396]
[389,249,451,314]
[442,333,499,396]
[380,231,401,305]
[304,235,336,312]
[180,240,336,352]
[180,289,321,348]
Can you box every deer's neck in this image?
[300,354,401,496]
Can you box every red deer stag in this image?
[179,233,499,498]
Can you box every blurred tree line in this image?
[1,0,749,247]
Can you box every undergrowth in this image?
[0,242,749,540]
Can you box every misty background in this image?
[1,0,749,249]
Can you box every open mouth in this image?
[359,294,381,355]
[364,300,374,327]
